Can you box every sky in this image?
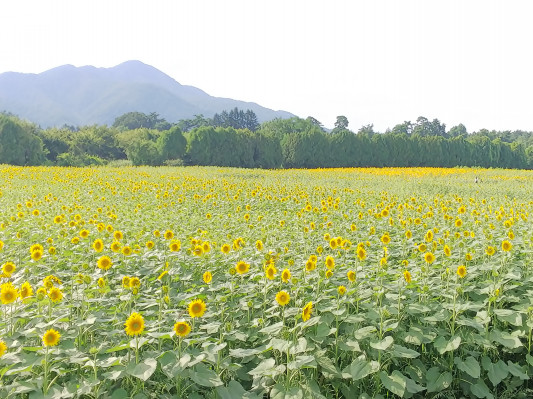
[1,0,532,132]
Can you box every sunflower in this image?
[93,239,104,252]
[157,270,168,281]
[110,241,121,252]
[71,237,80,245]
[221,244,231,254]
[275,291,290,306]
[20,282,33,299]
[48,287,63,302]
[457,265,467,278]
[302,301,313,321]
[174,321,191,338]
[329,238,338,250]
[122,246,132,256]
[146,241,155,249]
[129,277,141,288]
[235,261,250,275]
[201,242,211,253]
[325,269,333,279]
[418,243,427,252]
[338,286,347,296]
[30,243,43,253]
[405,230,412,239]
[2,262,15,277]
[164,230,174,240]
[0,240,3,251]
[42,329,61,347]
[325,256,335,269]
[48,247,56,255]
[265,265,277,280]
[79,229,90,239]
[122,276,131,288]
[97,256,113,271]
[347,270,356,282]
[203,271,212,284]
[356,246,367,261]
[0,283,18,305]
[124,312,145,336]
[188,299,206,318]
[193,246,204,256]
[486,246,496,256]
[425,230,434,242]
[381,234,391,245]
[465,252,472,261]
[0,340,6,357]
[423,252,435,264]
[443,245,451,257]
[113,230,123,241]
[255,240,264,251]
[403,270,412,284]
[281,268,291,283]
[455,219,463,228]
[501,240,512,252]
[304,259,315,272]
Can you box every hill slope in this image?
[0,61,295,127]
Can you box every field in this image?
[1,165,533,399]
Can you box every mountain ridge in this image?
[0,60,295,127]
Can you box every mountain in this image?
[0,61,295,128]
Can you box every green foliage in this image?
[0,114,47,165]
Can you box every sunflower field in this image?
[0,165,533,399]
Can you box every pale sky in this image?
[1,0,532,132]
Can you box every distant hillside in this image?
[0,60,295,127]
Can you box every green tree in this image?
[0,114,46,165]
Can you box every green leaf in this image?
[189,363,223,387]
[216,381,261,399]
[426,367,452,393]
[490,330,522,349]
[287,355,316,370]
[337,339,361,352]
[342,358,379,380]
[354,326,377,340]
[370,336,393,350]
[379,371,406,397]
[126,358,157,381]
[481,357,508,386]
[229,344,270,358]
[434,335,461,354]
[110,388,129,399]
[506,361,528,380]
[271,384,304,399]
[249,358,285,378]
[259,322,284,335]
[392,344,419,359]
[493,309,523,326]
[456,356,480,379]
[470,379,494,399]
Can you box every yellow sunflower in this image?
[174,321,191,338]
[338,286,347,296]
[0,340,6,357]
[113,230,123,241]
[403,270,412,284]
[31,250,43,261]
[255,240,263,251]
[110,241,121,252]
[42,329,61,347]
[347,270,356,282]
[423,252,435,264]
[97,256,113,271]
[92,239,104,252]
[129,277,141,289]
[265,265,277,280]
[2,262,15,277]
[235,261,250,275]
[221,244,231,254]
[122,276,131,288]
[501,240,512,252]
[356,246,367,261]
[48,287,63,302]
[124,312,145,336]
[275,291,290,306]
[0,283,18,305]
[281,268,291,283]
[164,230,174,240]
[486,246,495,256]
[457,265,467,278]
[169,240,181,252]
[302,301,313,321]
[146,241,155,249]
[121,246,132,256]
[188,299,206,318]
[203,271,212,284]
[20,282,33,299]
[325,256,335,269]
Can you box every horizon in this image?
[1,1,532,132]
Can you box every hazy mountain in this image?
[0,60,295,127]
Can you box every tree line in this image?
[1,110,532,169]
